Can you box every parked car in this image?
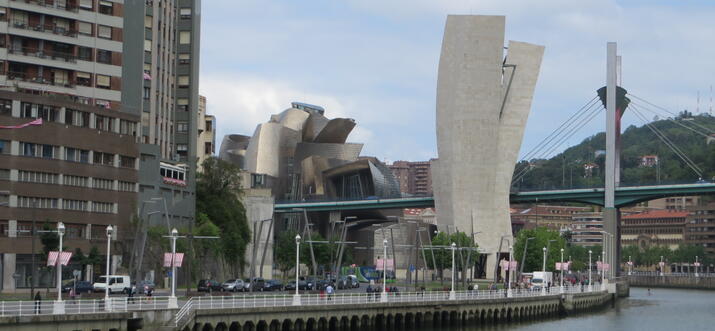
[93,275,131,294]
[337,276,359,289]
[347,275,359,288]
[197,279,223,292]
[303,277,316,290]
[222,279,246,292]
[243,277,265,291]
[314,279,331,291]
[136,280,156,294]
[62,281,93,293]
[263,280,283,291]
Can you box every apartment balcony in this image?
[9,19,78,40]
[7,70,77,95]
[9,0,79,13]
[8,46,76,63]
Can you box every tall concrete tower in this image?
[432,15,544,279]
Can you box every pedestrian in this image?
[69,287,76,302]
[326,284,334,301]
[128,284,135,304]
[366,285,373,301]
[34,291,42,314]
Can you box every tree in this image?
[513,227,566,272]
[425,231,478,282]
[196,157,251,275]
[40,221,59,258]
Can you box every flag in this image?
[47,251,59,266]
[59,252,73,266]
[143,72,152,80]
[0,118,43,129]
[173,253,184,267]
[163,253,173,267]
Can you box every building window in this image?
[179,31,191,44]
[78,47,93,61]
[65,147,90,163]
[92,201,114,214]
[177,122,188,133]
[18,196,58,209]
[119,156,135,168]
[118,181,135,192]
[76,72,91,86]
[177,98,189,111]
[144,16,152,28]
[21,103,59,122]
[63,200,88,211]
[79,0,93,10]
[96,75,111,89]
[99,0,113,15]
[176,144,188,152]
[65,109,90,128]
[0,99,11,116]
[93,152,114,166]
[93,178,113,190]
[119,120,136,136]
[205,120,212,131]
[0,140,8,154]
[78,21,92,36]
[0,169,9,180]
[144,39,152,52]
[180,8,192,18]
[205,142,212,155]
[64,175,88,187]
[95,115,113,131]
[98,25,112,39]
[143,87,150,99]
[178,75,189,87]
[97,50,111,64]
[178,53,190,64]
[18,171,59,184]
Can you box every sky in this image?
[198,0,715,163]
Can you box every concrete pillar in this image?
[2,253,16,291]
[8,220,17,238]
[11,100,20,117]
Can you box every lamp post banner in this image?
[47,251,59,266]
[164,253,184,267]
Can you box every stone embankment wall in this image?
[629,275,715,290]
[188,292,612,331]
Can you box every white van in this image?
[93,275,131,294]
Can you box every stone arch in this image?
[432,311,440,327]
[281,319,292,331]
[216,322,229,331]
[449,311,459,326]
[395,313,404,329]
[405,312,414,328]
[328,317,339,331]
[493,309,500,323]
[230,322,241,331]
[361,315,371,330]
[480,309,486,323]
[306,318,316,331]
[467,310,475,324]
[295,319,305,331]
[486,309,493,322]
[415,312,423,327]
[243,321,256,331]
[318,318,328,331]
[256,321,268,331]
[202,323,215,331]
[386,314,395,329]
[339,316,349,331]
[375,314,385,330]
[350,316,360,331]
[424,311,433,326]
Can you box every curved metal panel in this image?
[313,118,356,143]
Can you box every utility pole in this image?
[603,41,621,279]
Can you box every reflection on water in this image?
[418,288,715,331]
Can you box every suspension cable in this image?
[630,105,703,177]
[628,93,715,135]
[630,100,712,139]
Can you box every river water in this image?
[421,287,715,331]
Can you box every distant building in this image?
[510,205,591,231]
[403,208,436,225]
[570,213,604,246]
[196,95,215,172]
[643,196,700,210]
[621,210,688,250]
[388,160,434,196]
[640,155,659,167]
[684,202,715,257]
[594,150,606,158]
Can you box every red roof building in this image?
[621,210,689,250]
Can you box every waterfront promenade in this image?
[0,287,614,331]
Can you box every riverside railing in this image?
[0,296,172,317]
[174,287,597,327]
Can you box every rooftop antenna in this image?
[697,90,700,114]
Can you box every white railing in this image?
[0,296,173,317]
[173,286,602,326]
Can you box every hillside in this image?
[512,113,715,190]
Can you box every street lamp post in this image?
[507,245,513,298]
[541,247,547,295]
[601,251,606,291]
[588,249,593,292]
[660,256,664,277]
[695,256,700,278]
[628,256,632,276]
[450,242,456,300]
[168,228,179,309]
[559,248,564,293]
[381,239,388,302]
[293,234,301,305]
[105,225,113,311]
[519,237,535,283]
[53,222,65,314]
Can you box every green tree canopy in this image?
[513,227,566,272]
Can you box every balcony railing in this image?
[8,46,77,63]
[10,19,78,38]
[7,71,75,88]
[10,0,80,13]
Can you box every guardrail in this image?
[629,271,715,277]
[0,296,172,317]
[174,286,598,327]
